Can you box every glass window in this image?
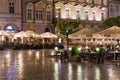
[36,9,43,20]
[85,11,88,20]
[27,9,32,20]
[47,11,51,20]
[76,10,80,19]
[110,5,113,12]
[39,10,43,20]
[66,9,70,18]
[92,12,95,20]
[56,8,60,18]
[9,2,14,14]
[101,13,104,20]
[36,10,38,19]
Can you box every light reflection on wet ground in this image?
[0,49,120,80]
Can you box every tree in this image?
[115,16,120,26]
[56,20,80,35]
[56,20,80,52]
[101,16,120,29]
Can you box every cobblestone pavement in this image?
[0,49,120,80]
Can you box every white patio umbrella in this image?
[92,34,105,45]
[7,32,16,43]
[14,31,28,38]
[0,30,9,41]
[39,32,57,48]
[14,31,29,43]
[25,31,40,37]
[69,28,96,47]
[0,30,9,36]
[69,28,96,39]
[97,26,120,45]
[39,32,57,38]
[97,26,120,38]
[23,31,40,44]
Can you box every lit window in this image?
[47,11,51,20]
[36,9,43,20]
[27,9,32,20]
[92,12,95,20]
[56,8,61,18]
[9,2,14,14]
[39,10,43,20]
[5,26,15,32]
[85,11,88,20]
[36,10,38,19]
[76,10,80,19]
[101,13,104,21]
[66,9,70,18]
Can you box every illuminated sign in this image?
[5,26,15,32]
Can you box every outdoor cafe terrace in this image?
[0,26,120,63]
[0,26,120,49]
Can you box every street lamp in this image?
[117,39,119,45]
[55,46,58,51]
[52,0,55,25]
[66,29,69,53]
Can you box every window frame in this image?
[35,9,43,20]
[76,10,80,19]
[47,11,51,21]
[66,9,70,18]
[27,9,32,20]
[8,1,15,14]
[56,8,61,18]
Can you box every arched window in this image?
[76,10,80,19]
[66,9,70,18]
[26,3,34,20]
[85,11,88,20]
[101,13,104,21]
[45,27,50,32]
[27,9,32,20]
[46,5,52,21]
[36,9,43,20]
[47,11,51,20]
[92,12,95,20]
[56,8,61,18]
[5,25,15,32]
[9,1,15,14]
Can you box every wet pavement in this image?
[0,49,120,80]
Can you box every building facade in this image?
[0,0,21,32]
[22,0,55,34]
[109,0,120,18]
[22,0,109,34]
[55,0,108,31]
[0,0,109,33]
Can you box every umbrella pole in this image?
[43,38,45,49]
[86,38,87,48]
